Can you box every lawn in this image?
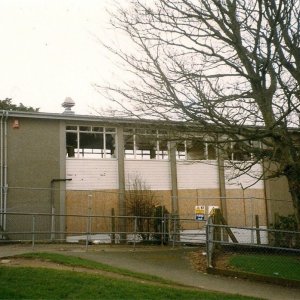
[229,254,300,281]
[0,253,257,300]
[19,252,169,284]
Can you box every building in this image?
[0,103,295,241]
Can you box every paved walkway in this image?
[1,244,300,300]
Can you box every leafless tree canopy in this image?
[101,0,300,228]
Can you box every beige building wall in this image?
[65,189,172,233]
[225,189,266,227]
[177,188,266,229]
[5,116,65,238]
[264,176,294,226]
[66,190,119,233]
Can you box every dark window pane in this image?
[106,128,116,133]
[187,140,205,160]
[80,132,103,148]
[92,127,103,132]
[106,134,116,157]
[66,125,77,131]
[207,144,216,160]
[79,126,91,131]
[66,132,77,157]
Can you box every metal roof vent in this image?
[62,97,75,114]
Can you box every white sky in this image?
[0,0,120,115]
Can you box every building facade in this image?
[0,110,295,239]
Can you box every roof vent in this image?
[62,97,75,114]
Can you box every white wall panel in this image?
[125,160,171,190]
[66,158,263,191]
[225,162,264,189]
[177,161,219,189]
[66,159,118,190]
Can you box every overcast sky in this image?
[0,0,120,115]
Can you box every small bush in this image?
[270,214,298,248]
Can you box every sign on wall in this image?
[195,205,205,221]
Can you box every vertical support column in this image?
[32,215,36,251]
[217,149,229,242]
[169,141,179,244]
[117,127,126,241]
[217,151,227,220]
[59,121,67,239]
[169,141,178,215]
[262,159,271,228]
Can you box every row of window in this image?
[66,125,254,161]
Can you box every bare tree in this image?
[126,175,159,241]
[101,0,300,229]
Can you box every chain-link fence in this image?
[206,215,300,283]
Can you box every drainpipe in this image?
[0,111,4,229]
[50,178,71,240]
[3,111,8,230]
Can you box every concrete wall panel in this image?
[66,159,118,190]
[225,163,264,189]
[125,160,171,190]
[177,161,219,189]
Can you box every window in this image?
[207,143,217,160]
[66,125,116,159]
[124,128,168,159]
[176,139,216,160]
[186,140,206,160]
[226,142,252,161]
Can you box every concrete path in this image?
[1,244,300,300]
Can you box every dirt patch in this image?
[213,251,234,270]
[188,249,234,272]
[188,250,207,272]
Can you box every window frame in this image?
[124,128,169,160]
[66,125,117,159]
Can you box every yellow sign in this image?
[195,205,205,221]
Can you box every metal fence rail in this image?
[0,212,206,250]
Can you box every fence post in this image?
[133,216,137,251]
[163,214,167,245]
[172,217,176,248]
[86,194,92,251]
[255,215,261,245]
[213,209,221,247]
[251,197,254,244]
[161,214,165,247]
[111,208,115,244]
[32,215,35,251]
[85,214,92,251]
[168,214,171,245]
[206,216,213,268]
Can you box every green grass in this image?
[0,252,257,300]
[18,252,171,284]
[229,254,300,281]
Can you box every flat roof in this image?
[0,110,184,128]
[2,109,300,133]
